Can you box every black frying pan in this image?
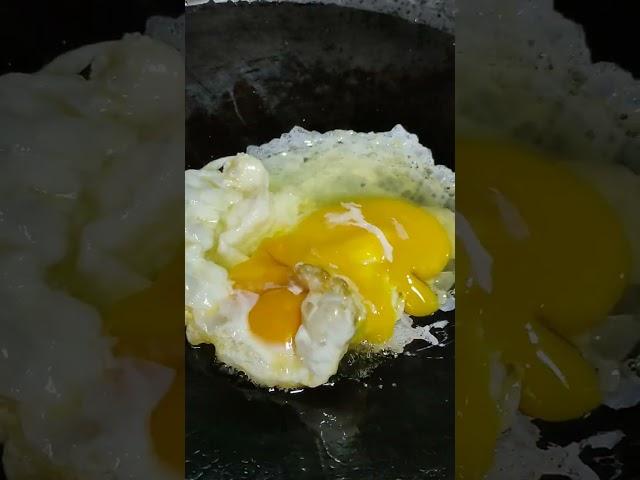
[185,4,454,480]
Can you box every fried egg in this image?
[185,126,455,388]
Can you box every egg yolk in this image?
[456,140,630,479]
[248,288,305,343]
[103,254,184,473]
[229,197,451,345]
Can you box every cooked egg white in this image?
[185,126,455,388]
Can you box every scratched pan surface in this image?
[185,4,454,480]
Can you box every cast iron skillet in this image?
[186,4,640,480]
[186,4,454,480]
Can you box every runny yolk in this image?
[229,197,451,345]
[456,140,630,479]
[248,288,304,343]
[103,254,184,473]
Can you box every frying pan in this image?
[185,4,454,480]
[186,3,640,480]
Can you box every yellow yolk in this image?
[104,254,184,473]
[229,197,451,345]
[456,140,630,479]
[248,288,305,343]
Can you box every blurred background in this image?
[1,1,183,479]
[456,1,639,479]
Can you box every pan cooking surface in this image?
[186,4,454,479]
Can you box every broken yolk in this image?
[229,197,451,345]
[103,254,184,473]
[456,140,630,479]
